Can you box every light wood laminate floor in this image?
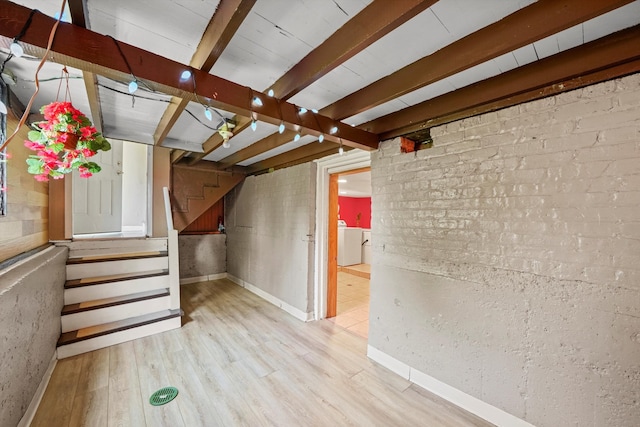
[32,278,493,427]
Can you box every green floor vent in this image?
[149,386,179,406]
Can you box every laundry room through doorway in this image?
[328,168,371,339]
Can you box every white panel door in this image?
[73,139,123,234]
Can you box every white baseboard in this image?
[227,274,313,322]
[367,345,535,427]
[180,273,227,285]
[18,352,57,427]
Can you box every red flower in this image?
[80,126,96,139]
[82,148,96,158]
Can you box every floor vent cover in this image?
[149,387,179,406]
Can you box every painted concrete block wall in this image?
[0,246,66,427]
[178,234,226,279]
[369,74,640,427]
[225,163,316,314]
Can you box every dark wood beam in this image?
[218,129,298,168]
[0,1,379,150]
[153,0,257,146]
[246,142,347,174]
[269,0,437,100]
[188,115,252,164]
[320,0,635,121]
[366,25,640,139]
[67,0,104,133]
[219,0,430,166]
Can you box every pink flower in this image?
[34,174,49,182]
[82,148,96,158]
[78,166,92,178]
[24,140,45,151]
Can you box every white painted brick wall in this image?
[373,74,640,287]
[370,73,640,427]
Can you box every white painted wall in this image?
[121,141,148,232]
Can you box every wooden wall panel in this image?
[0,114,49,262]
[181,198,224,233]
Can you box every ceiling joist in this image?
[368,25,640,139]
[269,0,437,100]
[247,142,348,175]
[153,0,257,146]
[0,1,378,150]
[321,0,635,121]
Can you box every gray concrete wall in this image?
[369,74,640,427]
[225,163,316,314]
[178,234,226,279]
[0,246,66,427]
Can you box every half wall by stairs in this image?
[171,163,244,231]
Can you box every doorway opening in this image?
[72,139,150,239]
[327,168,371,338]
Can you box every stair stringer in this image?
[171,169,244,232]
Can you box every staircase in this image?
[55,238,182,358]
[55,187,183,359]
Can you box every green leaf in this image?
[28,130,43,142]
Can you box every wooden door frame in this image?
[313,150,371,320]
[327,166,371,318]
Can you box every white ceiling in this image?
[339,171,371,198]
[3,0,639,170]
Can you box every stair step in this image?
[67,250,168,265]
[65,269,169,289]
[58,309,182,347]
[62,288,169,315]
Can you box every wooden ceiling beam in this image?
[67,0,104,134]
[367,25,640,139]
[320,0,635,121]
[153,0,257,146]
[187,115,252,164]
[220,0,430,167]
[269,0,437,100]
[218,129,298,168]
[0,1,379,150]
[246,142,346,174]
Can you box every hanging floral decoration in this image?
[24,101,111,181]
